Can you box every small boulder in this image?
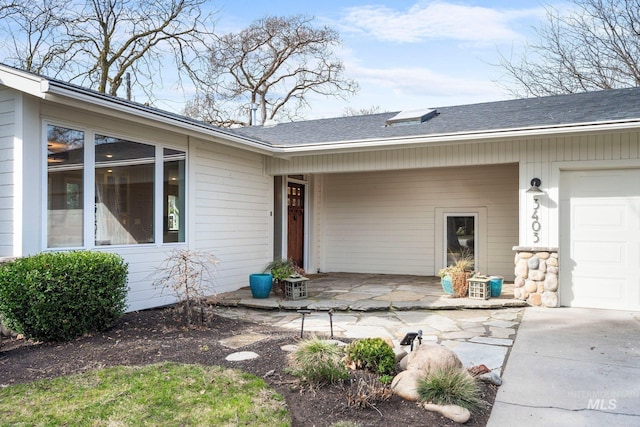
[422,403,471,423]
[405,343,463,375]
[478,371,502,386]
[390,370,420,401]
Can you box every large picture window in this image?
[95,135,155,245]
[45,124,186,248]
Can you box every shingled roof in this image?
[229,86,640,147]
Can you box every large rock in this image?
[393,344,464,401]
[422,403,471,423]
[394,347,408,363]
[391,370,420,401]
[405,343,463,375]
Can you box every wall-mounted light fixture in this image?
[526,178,543,243]
[526,178,544,195]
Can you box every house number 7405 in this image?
[531,197,541,243]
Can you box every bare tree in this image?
[343,105,384,116]
[185,15,359,127]
[0,0,213,101]
[0,1,70,75]
[498,0,640,97]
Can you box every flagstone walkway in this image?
[212,273,527,374]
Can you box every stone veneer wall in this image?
[512,247,559,308]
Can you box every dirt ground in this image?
[0,307,497,426]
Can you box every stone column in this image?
[512,247,558,308]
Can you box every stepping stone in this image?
[281,344,299,352]
[225,351,259,361]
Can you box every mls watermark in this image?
[587,399,617,410]
[569,390,640,411]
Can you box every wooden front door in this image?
[287,182,305,268]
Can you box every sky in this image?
[155,0,553,119]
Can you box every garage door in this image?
[560,169,640,310]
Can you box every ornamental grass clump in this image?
[416,367,482,412]
[286,337,349,385]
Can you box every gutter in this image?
[267,118,640,156]
[43,80,274,154]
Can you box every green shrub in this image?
[286,337,349,385]
[345,338,396,375]
[416,368,481,412]
[0,251,128,342]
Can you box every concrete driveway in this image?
[488,307,640,426]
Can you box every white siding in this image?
[317,164,518,278]
[0,89,15,257]
[28,103,272,311]
[191,138,272,294]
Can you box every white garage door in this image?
[560,169,640,310]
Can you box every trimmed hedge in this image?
[0,251,128,342]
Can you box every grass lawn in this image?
[0,362,290,426]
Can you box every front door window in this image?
[287,182,305,268]
[445,214,477,269]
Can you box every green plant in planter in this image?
[263,258,294,281]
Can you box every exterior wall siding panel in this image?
[318,164,519,278]
[0,89,15,257]
[192,139,272,294]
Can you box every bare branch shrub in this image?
[346,372,392,414]
[151,249,219,326]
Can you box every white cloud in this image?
[341,1,542,43]
[353,65,505,102]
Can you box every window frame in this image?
[43,120,188,250]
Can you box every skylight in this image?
[386,108,437,126]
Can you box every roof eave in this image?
[0,66,50,98]
[43,81,274,155]
[269,118,640,157]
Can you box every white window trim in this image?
[43,120,188,250]
[435,207,488,274]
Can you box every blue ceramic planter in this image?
[441,276,454,295]
[249,273,273,298]
[489,276,503,297]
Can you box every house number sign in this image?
[531,197,541,243]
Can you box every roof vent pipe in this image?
[250,102,258,126]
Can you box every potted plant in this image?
[263,258,295,293]
[438,251,474,298]
[249,272,273,298]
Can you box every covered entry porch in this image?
[214,272,523,311]
[272,163,520,281]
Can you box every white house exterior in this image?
[1,64,639,311]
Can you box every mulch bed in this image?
[0,307,496,426]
